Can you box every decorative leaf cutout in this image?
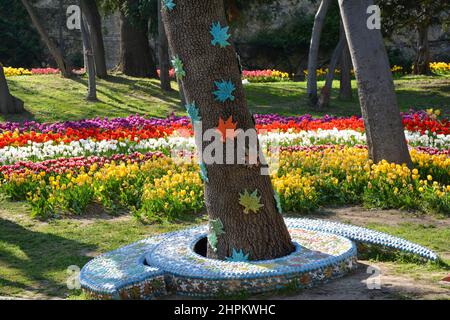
[208,233,218,252]
[208,219,224,253]
[210,219,225,236]
[274,190,283,214]
[171,56,186,80]
[199,162,209,182]
[185,101,201,123]
[226,248,249,262]
[213,80,235,102]
[239,189,264,214]
[216,116,238,142]
[163,0,176,11]
[210,21,231,48]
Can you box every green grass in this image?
[0,199,205,299]
[2,74,449,123]
[0,197,448,299]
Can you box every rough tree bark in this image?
[413,24,431,75]
[20,0,71,78]
[162,0,294,261]
[158,0,172,91]
[339,22,352,100]
[339,0,412,167]
[80,8,97,101]
[306,0,332,105]
[80,0,107,79]
[0,64,25,114]
[118,0,158,78]
[316,22,346,109]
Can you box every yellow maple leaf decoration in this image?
[239,189,264,214]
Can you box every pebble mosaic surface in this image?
[80,218,438,299]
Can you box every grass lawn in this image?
[0,198,449,300]
[2,74,449,123]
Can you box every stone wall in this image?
[34,0,450,72]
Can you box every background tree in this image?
[100,0,158,78]
[80,5,97,101]
[379,0,450,75]
[339,28,352,100]
[0,64,25,114]
[339,0,412,166]
[20,0,71,77]
[80,0,108,79]
[0,0,45,68]
[316,19,347,109]
[306,0,332,105]
[162,0,294,261]
[157,0,171,91]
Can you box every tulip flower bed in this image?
[3,67,85,77]
[0,110,448,219]
[242,69,290,82]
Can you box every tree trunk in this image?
[162,0,295,261]
[339,0,412,167]
[80,9,97,101]
[158,0,172,91]
[339,22,352,100]
[0,64,25,114]
[20,0,71,78]
[307,0,332,105]
[316,24,346,109]
[413,24,431,75]
[118,2,158,78]
[80,0,107,79]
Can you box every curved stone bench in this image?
[145,225,357,297]
[80,218,438,299]
[80,235,168,300]
[284,218,438,260]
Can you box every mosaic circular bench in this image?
[80,218,438,300]
[145,226,357,297]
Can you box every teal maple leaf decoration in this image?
[226,248,250,262]
[208,233,218,252]
[213,80,235,102]
[208,219,224,252]
[171,56,186,80]
[199,162,209,182]
[210,22,231,48]
[163,0,176,11]
[239,189,264,214]
[185,101,201,123]
[274,190,283,214]
[210,219,225,236]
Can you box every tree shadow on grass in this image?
[0,217,96,298]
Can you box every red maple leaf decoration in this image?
[216,116,238,142]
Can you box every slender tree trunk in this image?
[20,0,71,78]
[0,64,25,114]
[339,22,352,100]
[162,0,294,261]
[80,10,97,101]
[339,0,412,167]
[413,24,431,75]
[316,26,346,109]
[158,0,172,91]
[80,0,107,79]
[307,0,332,105]
[118,1,158,78]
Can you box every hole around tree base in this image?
[193,236,208,257]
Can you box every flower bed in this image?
[0,110,448,219]
[242,69,290,83]
[3,67,85,77]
